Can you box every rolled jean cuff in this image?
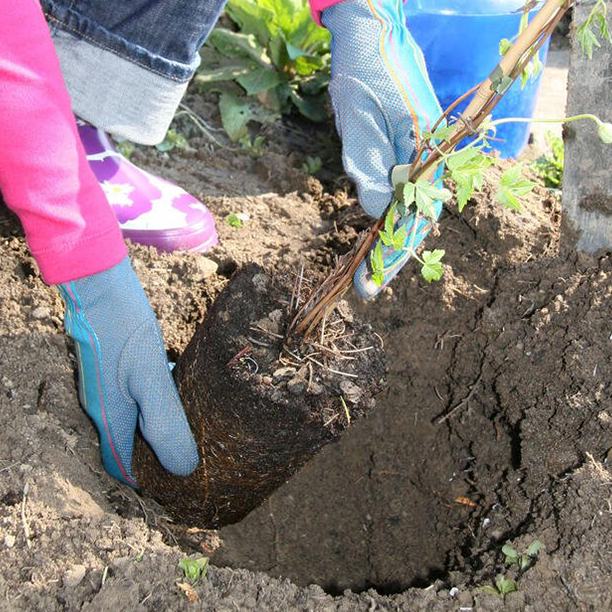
[48,29,197,145]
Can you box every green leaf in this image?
[294,54,325,76]
[403,182,416,207]
[532,131,564,188]
[502,543,519,564]
[372,271,385,287]
[226,213,244,228]
[421,124,453,144]
[499,38,512,56]
[298,23,331,51]
[495,575,517,598]
[497,164,537,211]
[115,140,134,159]
[208,29,271,67]
[178,557,209,584]
[577,1,612,59]
[446,146,483,171]
[155,129,188,152]
[502,544,518,557]
[456,182,472,213]
[269,35,289,69]
[421,250,445,283]
[371,240,384,273]
[301,155,322,174]
[226,0,276,45]
[392,225,408,251]
[447,147,490,212]
[481,586,501,596]
[196,50,254,83]
[258,83,292,113]
[432,124,454,143]
[288,87,326,122]
[525,540,543,557]
[379,230,393,247]
[237,67,285,95]
[219,93,252,141]
[299,73,330,95]
[414,179,451,220]
[286,42,307,60]
[207,0,331,125]
[578,25,600,59]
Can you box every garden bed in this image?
[1,99,612,611]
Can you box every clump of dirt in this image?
[134,264,386,528]
[2,106,612,611]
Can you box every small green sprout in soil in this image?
[226,213,246,228]
[239,134,267,157]
[481,574,518,600]
[115,140,134,159]
[503,539,543,572]
[301,155,322,175]
[155,128,189,153]
[178,557,210,583]
[533,131,564,188]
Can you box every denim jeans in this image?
[40,0,228,144]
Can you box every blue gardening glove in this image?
[323,0,444,298]
[58,257,199,487]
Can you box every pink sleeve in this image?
[309,0,351,25]
[0,0,127,285]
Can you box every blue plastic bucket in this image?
[404,0,550,158]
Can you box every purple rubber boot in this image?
[78,122,218,253]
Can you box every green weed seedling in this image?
[155,128,189,153]
[239,134,267,157]
[533,131,564,188]
[116,140,134,159]
[301,155,322,175]
[226,213,245,228]
[503,540,543,572]
[178,557,210,584]
[481,574,518,600]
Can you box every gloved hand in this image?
[58,257,199,487]
[322,0,444,298]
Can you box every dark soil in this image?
[1,90,612,611]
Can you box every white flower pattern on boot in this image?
[100,181,135,207]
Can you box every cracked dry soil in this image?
[1,111,612,611]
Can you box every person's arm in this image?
[0,0,199,486]
[0,0,126,283]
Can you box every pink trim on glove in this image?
[0,0,127,284]
[309,0,352,26]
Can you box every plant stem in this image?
[490,113,604,128]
